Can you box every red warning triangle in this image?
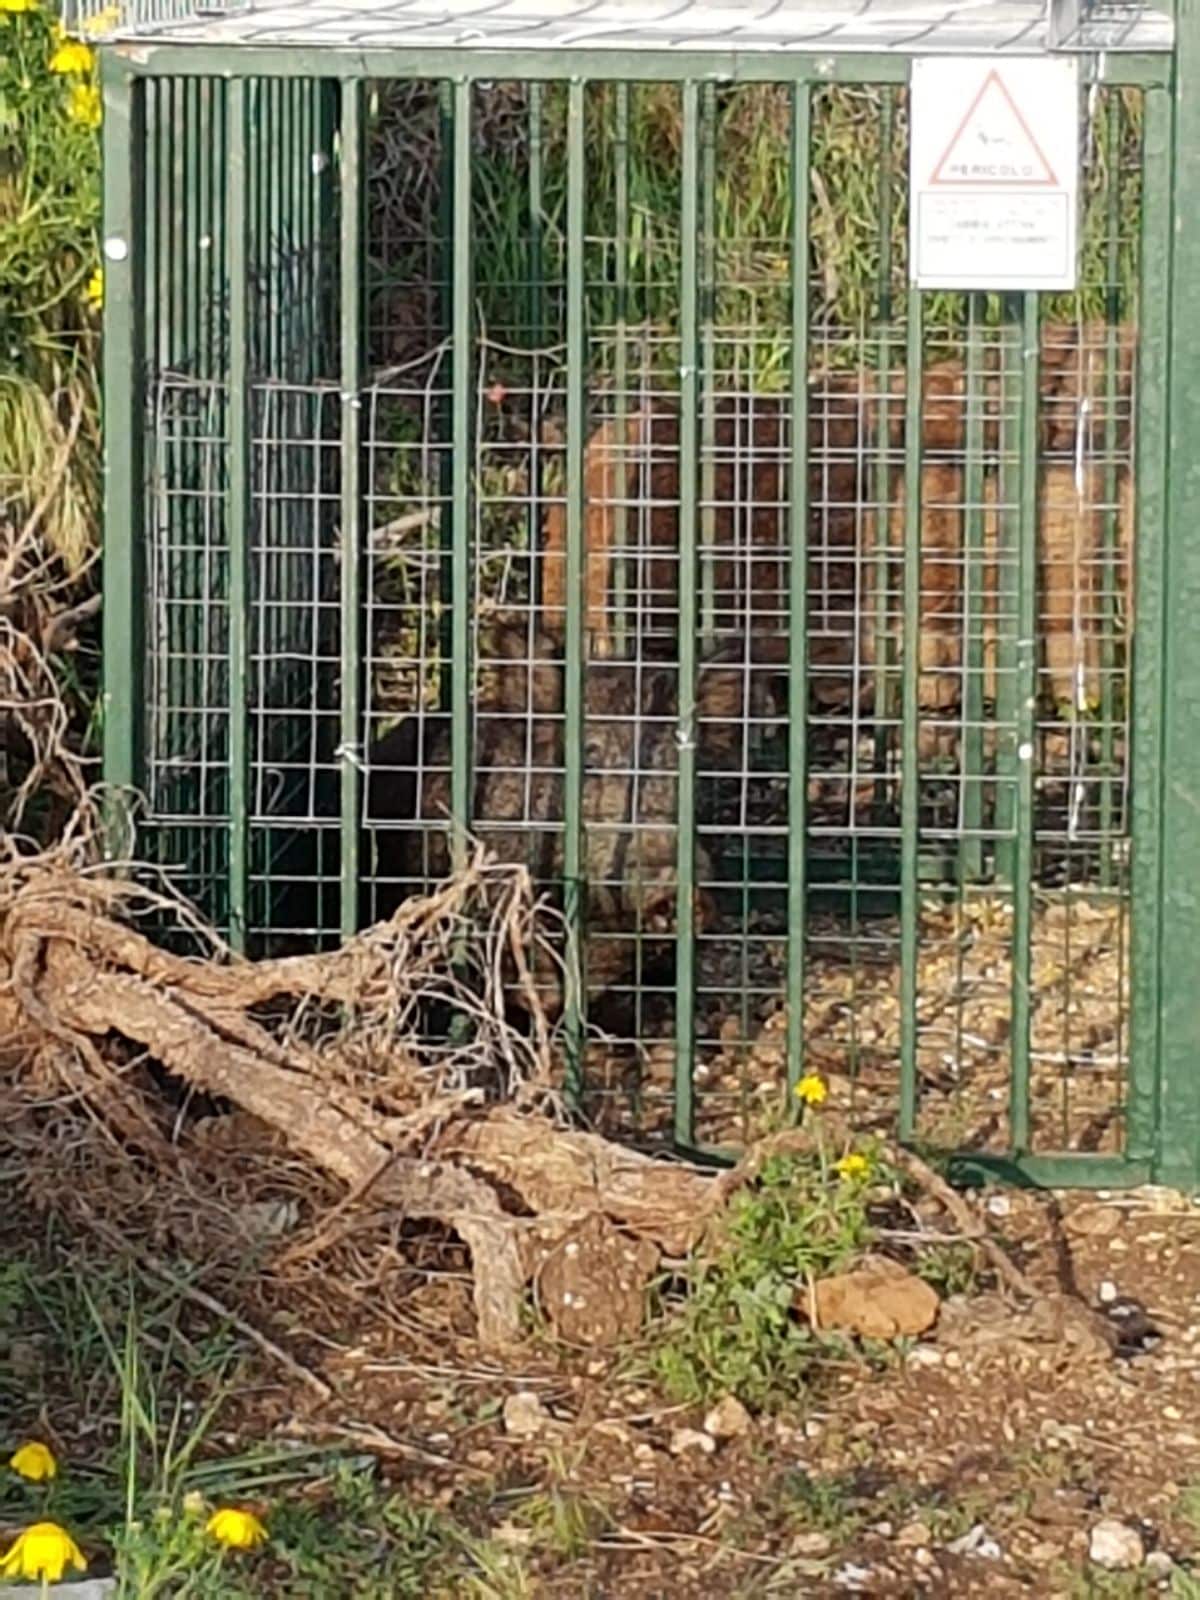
[930,69,1059,188]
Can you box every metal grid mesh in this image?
[132,71,1143,1163]
[69,0,1173,51]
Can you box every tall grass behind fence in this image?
[368,80,1144,388]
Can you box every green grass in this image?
[0,1245,521,1595]
[646,1145,884,1410]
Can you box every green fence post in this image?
[673,80,700,1149]
[563,77,588,1105]
[339,80,364,939]
[101,56,146,846]
[1155,7,1200,1186]
[1127,84,1171,1169]
[786,82,811,1098]
[226,79,252,952]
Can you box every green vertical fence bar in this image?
[612,82,630,657]
[673,80,701,1150]
[1159,5,1200,1186]
[993,299,1022,885]
[101,57,146,841]
[226,79,251,951]
[1128,83,1170,1169]
[562,78,588,1104]
[1009,292,1040,1153]
[898,290,924,1141]
[339,81,364,938]
[527,82,544,604]
[872,86,895,819]
[699,82,717,641]
[1099,90,1123,887]
[450,79,473,867]
[786,83,811,1097]
[960,293,987,881]
[438,81,457,713]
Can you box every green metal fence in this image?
[96,0,1200,1186]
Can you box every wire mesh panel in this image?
[135,76,340,947]
[104,51,1162,1177]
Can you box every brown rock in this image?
[534,1212,658,1348]
[806,1256,940,1340]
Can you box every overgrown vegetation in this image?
[1,0,106,836]
[0,0,103,570]
[370,78,1144,388]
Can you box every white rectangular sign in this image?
[909,56,1080,291]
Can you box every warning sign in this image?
[910,57,1080,291]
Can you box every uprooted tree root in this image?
[0,810,728,1350]
[0,805,1039,1367]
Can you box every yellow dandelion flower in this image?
[0,0,37,13]
[794,1072,828,1106]
[67,81,102,128]
[84,266,103,308]
[84,3,121,32]
[50,38,95,72]
[834,1152,871,1182]
[0,1523,87,1584]
[206,1507,267,1550]
[9,1441,58,1482]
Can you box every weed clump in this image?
[653,1147,884,1410]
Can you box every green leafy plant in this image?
[1,0,103,571]
[651,1145,883,1410]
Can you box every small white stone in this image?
[704,1394,752,1439]
[986,1194,1011,1217]
[832,1563,873,1591]
[907,1345,943,1369]
[669,1427,716,1457]
[1089,1519,1145,1571]
[947,1524,1002,1560]
[1145,1550,1174,1581]
[792,1531,832,1557]
[502,1390,550,1440]
[1098,1280,1119,1304]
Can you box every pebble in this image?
[907,1346,943,1369]
[1098,1280,1119,1304]
[669,1427,716,1457]
[986,1195,1011,1217]
[947,1524,1003,1560]
[832,1562,874,1591]
[502,1390,551,1439]
[1145,1550,1175,1581]
[704,1394,752,1440]
[792,1531,832,1557]
[896,1522,931,1548]
[1089,1519,1146,1571]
